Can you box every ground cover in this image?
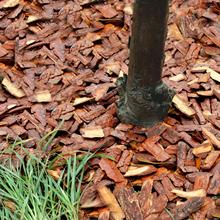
[0,0,220,219]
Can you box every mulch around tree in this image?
[0,0,220,219]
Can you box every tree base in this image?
[117,76,175,127]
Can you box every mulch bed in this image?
[0,0,220,219]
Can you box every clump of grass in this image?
[0,139,96,220]
[0,119,114,219]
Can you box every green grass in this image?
[0,120,104,220]
[0,118,113,220]
[0,150,95,220]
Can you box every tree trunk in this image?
[117,0,175,127]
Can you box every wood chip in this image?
[213,88,220,100]
[117,150,133,173]
[201,151,220,170]
[174,197,205,220]
[192,66,220,83]
[138,179,154,212]
[142,136,171,162]
[0,0,19,9]
[10,124,26,136]
[124,165,157,177]
[150,195,168,216]
[105,63,121,75]
[161,176,176,201]
[176,125,201,132]
[187,78,199,85]
[2,77,25,98]
[194,173,211,191]
[172,95,195,117]
[123,4,133,15]
[197,90,213,96]
[26,15,40,24]
[162,127,180,144]
[97,186,125,220]
[116,188,143,220]
[169,73,186,82]
[168,23,184,41]
[207,172,220,195]
[92,83,114,101]
[95,5,118,19]
[172,189,206,198]
[0,44,8,57]
[34,90,52,102]
[192,141,212,156]
[81,126,104,138]
[191,99,206,124]
[0,1,219,218]
[207,68,220,83]
[177,141,188,170]
[191,66,208,73]
[47,170,61,180]
[198,73,210,83]
[98,209,110,220]
[210,208,220,219]
[99,158,125,183]
[202,127,220,149]
[2,200,16,212]
[73,97,93,106]
[81,197,103,209]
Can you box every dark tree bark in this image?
[117,0,175,127]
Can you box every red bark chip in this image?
[146,123,167,137]
[139,179,154,212]
[0,0,219,218]
[153,181,166,195]
[10,124,26,136]
[115,123,133,131]
[116,188,143,220]
[201,151,220,170]
[191,99,206,124]
[176,125,202,132]
[110,129,127,142]
[168,173,185,187]
[126,131,145,143]
[179,132,199,147]
[0,44,8,57]
[150,195,168,215]
[31,104,46,127]
[162,127,181,144]
[193,197,216,220]
[142,139,171,162]
[174,197,205,220]
[177,141,189,170]
[99,158,125,183]
[117,150,133,173]
[207,172,220,195]
[194,173,210,191]
[161,176,176,201]
[95,5,118,19]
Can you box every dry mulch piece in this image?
[0,0,220,219]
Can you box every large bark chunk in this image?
[174,197,205,220]
[172,95,195,117]
[99,158,125,183]
[97,186,125,220]
[142,136,170,161]
[116,188,143,220]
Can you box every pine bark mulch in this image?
[0,0,220,219]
